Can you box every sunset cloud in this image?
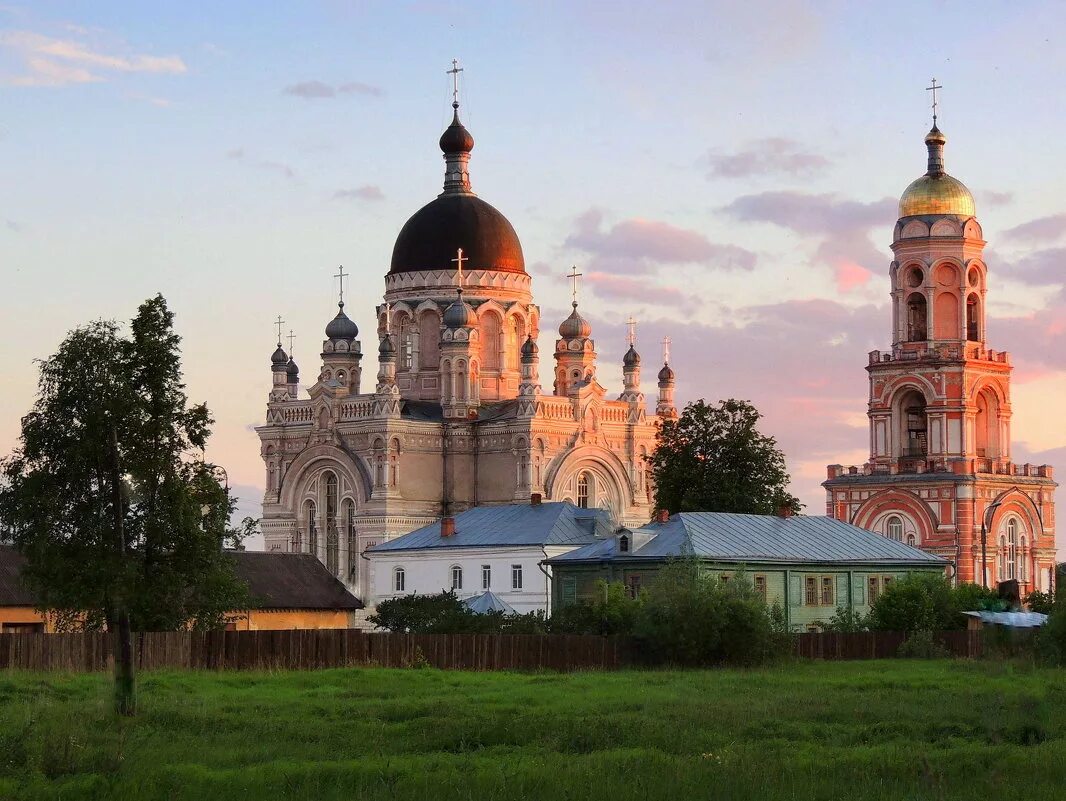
[0,29,186,86]
[333,185,385,202]
[227,148,296,180]
[565,209,756,273]
[1002,213,1066,244]
[584,271,691,307]
[283,80,383,99]
[994,247,1066,286]
[705,137,829,179]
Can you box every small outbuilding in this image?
[0,546,51,633]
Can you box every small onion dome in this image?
[658,363,675,383]
[271,344,288,368]
[558,302,592,339]
[898,125,975,218]
[443,290,478,328]
[520,333,539,362]
[378,333,396,358]
[623,345,641,368]
[325,302,359,341]
[439,105,474,155]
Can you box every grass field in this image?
[2,661,1065,800]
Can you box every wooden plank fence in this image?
[0,630,626,672]
[0,629,987,673]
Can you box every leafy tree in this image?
[822,606,868,633]
[866,575,1003,633]
[0,296,248,713]
[549,580,643,636]
[650,399,801,515]
[1026,590,1055,616]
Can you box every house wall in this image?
[227,609,352,631]
[551,561,945,631]
[368,545,565,614]
[0,606,51,633]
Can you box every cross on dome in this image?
[452,247,467,291]
[662,335,671,364]
[568,265,583,305]
[334,265,348,306]
[626,316,637,347]
[926,78,942,126]
[287,329,296,355]
[274,315,285,346]
[447,59,464,107]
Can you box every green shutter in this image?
[561,577,577,606]
[789,575,802,607]
[836,575,848,607]
[852,574,866,606]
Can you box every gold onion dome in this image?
[898,125,976,218]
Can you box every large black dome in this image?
[389,194,525,275]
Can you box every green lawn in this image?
[2,661,1065,800]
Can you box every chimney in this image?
[655,509,670,524]
[776,502,793,519]
[530,493,542,506]
[441,516,456,538]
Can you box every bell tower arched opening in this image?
[895,389,928,458]
[906,293,927,341]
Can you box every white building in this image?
[365,498,613,614]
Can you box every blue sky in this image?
[2,1,1065,542]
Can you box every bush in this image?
[549,580,642,636]
[867,575,1004,633]
[897,630,949,659]
[630,562,786,667]
[1025,590,1055,615]
[368,591,547,634]
[821,606,868,633]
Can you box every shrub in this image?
[549,580,642,636]
[630,562,785,666]
[1025,590,1055,615]
[867,575,1004,633]
[822,606,868,633]
[897,630,949,659]
[368,591,546,634]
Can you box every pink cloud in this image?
[584,271,690,306]
[1002,214,1066,245]
[705,137,830,179]
[834,261,873,293]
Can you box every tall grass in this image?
[2,661,1065,800]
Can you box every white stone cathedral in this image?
[256,91,678,597]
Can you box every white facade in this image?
[368,545,580,614]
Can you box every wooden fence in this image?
[0,630,625,672]
[0,629,990,673]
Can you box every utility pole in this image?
[110,426,136,716]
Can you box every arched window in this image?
[967,294,981,341]
[305,500,317,558]
[906,293,927,341]
[899,390,928,457]
[1006,519,1018,580]
[998,535,1007,580]
[450,565,463,591]
[388,438,400,488]
[398,316,414,370]
[373,439,386,487]
[577,472,590,509]
[906,534,916,546]
[886,516,903,542]
[481,312,502,370]
[393,567,405,593]
[345,500,357,575]
[419,309,440,370]
[619,535,630,553]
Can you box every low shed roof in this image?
[228,551,363,611]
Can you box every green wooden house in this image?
[544,512,948,631]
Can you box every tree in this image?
[866,575,1000,633]
[0,296,248,714]
[549,580,643,636]
[649,399,801,515]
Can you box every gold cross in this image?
[452,247,467,289]
[568,265,583,304]
[447,58,464,106]
[927,78,942,125]
[626,316,637,347]
[334,265,348,304]
[662,336,671,364]
[274,315,285,346]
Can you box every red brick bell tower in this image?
[824,116,1056,592]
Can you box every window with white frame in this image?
[482,564,491,590]
[511,564,523,590]
[1006,519,1018,580]
[393,567,405,592]
[886,516,903,542]
[577,472,590,509]
[451,565,463,591]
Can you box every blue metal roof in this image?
[367,502,613,553]
[548,512,947,566]
[463,591,518,615]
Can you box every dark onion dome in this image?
[389,194,525,275]
[378,333,397,358]
[271,344,288,368]
[439,106,474,154]
[286,357,299,380]
[623,344,641,368]
[520,334,539,361]
[325,302,359,341]
[658,363,675,383]
[558,302,592,339]
[443,291,478,328]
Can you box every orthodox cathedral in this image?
[825,111,1057,593]
[255,90,674,596]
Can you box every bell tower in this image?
[825,89,1056,593]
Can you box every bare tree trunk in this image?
[110,426,136,716]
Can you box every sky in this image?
[2,1,1065,550]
